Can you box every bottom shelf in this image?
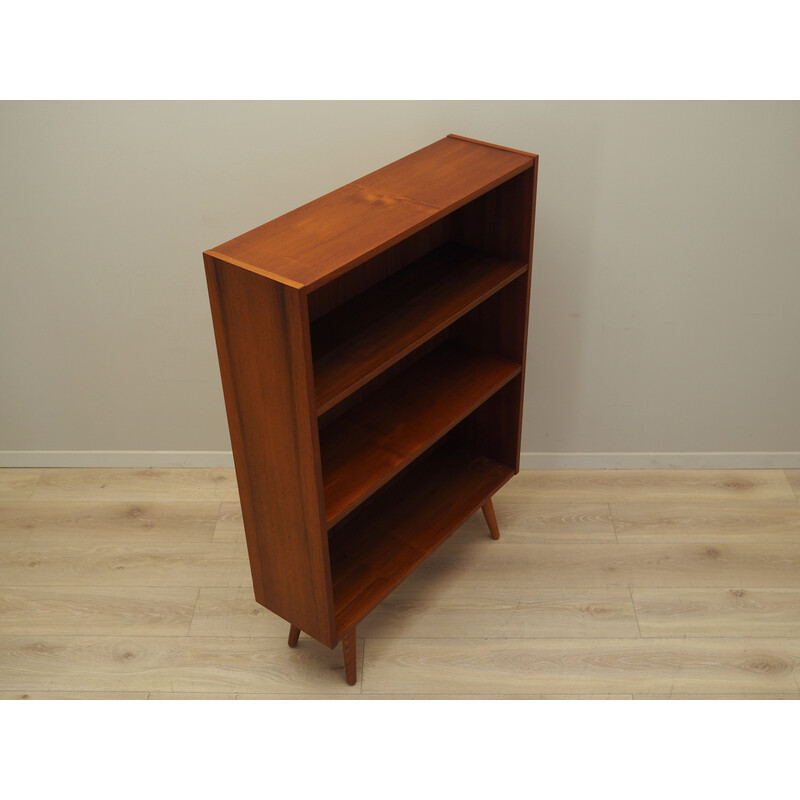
[329,444,514,635]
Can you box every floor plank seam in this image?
[628,588,643,638]
[186,587,202,637]
[786,470,800,503]
[607,503,619,543]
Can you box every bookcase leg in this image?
[482,498,501,540]
[342,628,358,685]
[288,624,301,648]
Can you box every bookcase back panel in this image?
[307,216,454,322]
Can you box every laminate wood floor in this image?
[2,467,800,700]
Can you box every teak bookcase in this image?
[204,135,538,685]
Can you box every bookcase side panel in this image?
[205,256,336,647]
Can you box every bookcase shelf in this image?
[311,243,527,414]
[320,340,521,527]
[204,134,538,685]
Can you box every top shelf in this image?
[203,136,535,290]
[311,243,527,415]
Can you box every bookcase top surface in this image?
[204,135,535,291]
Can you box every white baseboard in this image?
[1,450,798,470]
[0,451,236,468]
[519,452,800,469]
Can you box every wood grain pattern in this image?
[188,588,288,637]
[30,469,238,501]
[358,586,639,640]
[206,256,335,647]
[330,446,513,634]
[420,539,800,588]
[0,542,250,587]
[0,469,42,500]
[0,587,198,636]
[0,691,149,700]
[512,470,797,502]
[213,501,243,542]
[208,498,619,546]
[320,342,520,526]
[361,638,800,695]
[634,694,800,700]
[785,470,800,502]
[454,501,617,544]
[4,465,800,698]
[311,245,526,413]
[0,636,364,694]
[188,586,639,640]
[611,502,800,541]
[0,501,220,542]
[632,588,800,637]
[206,137,533,291]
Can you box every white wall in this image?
[1,101,798,468]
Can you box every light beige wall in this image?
[1,102,798,467]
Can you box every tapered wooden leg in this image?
[288,624,301,648]
[482,497,501,540]
[342,627,357,685]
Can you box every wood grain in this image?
[30,469,238,501]
[611,502,800,541]
[361,638,800,695]
[786,470,800,502]
[213,502,243,542]
[320,342,519,525]
[632,588,800,637]
[420,539,800,588]
[188,586,639,640]
[312,246,526,413]
[207,498,619,546]
[0,691,149,700]
[358,586,639,639]
[512,470,797,503]
[207,137,532,291]
[0,501,220,542]
[188,588,289,637]
[0,636,364,694]
[634,694,800,700]
[206,257,335,646]
[0,587,198,636]
[0,469,42,500]
[0,542,250,587]
[453,500,617,544]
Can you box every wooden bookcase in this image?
[204,134,538,684]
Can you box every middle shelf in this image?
[311,242,527,414]
[319,340,520,527]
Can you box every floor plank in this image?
[632,588,800,638]
[0,501,220,543]
[785,470,800,502]
[31,468,239,501]
[189,586,639,639]
[362,638,800,695]
[0,587,199,636]
[231,693,634,700]
[0,636,363,694]
[420,538,800,588]
[214,500,616,545]
[0,469,42,500]
[0,691,148,700]
[611,502,800,542]
[213,502,244,543]
[0,542,250,587]
[511,470,796,503]
[634,694,800,700]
